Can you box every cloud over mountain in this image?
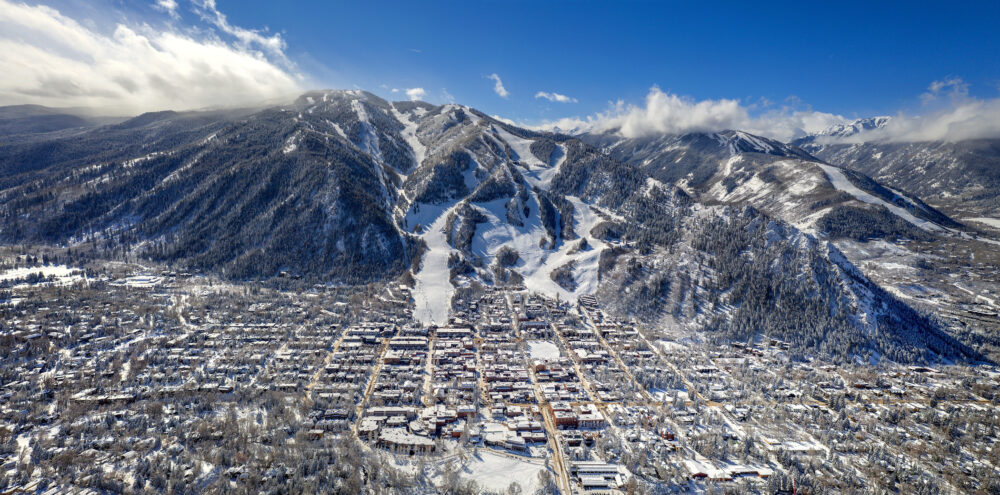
[537,81,1000,144]
[823,78,1000,143]
[0,0,302,114]
[537,86,846,141]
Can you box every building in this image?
[377,428,435,455]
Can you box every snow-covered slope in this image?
[798,116,891,142]
[795,135,1000,219]
[579,128,957,237]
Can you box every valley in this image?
[1,252,998,493]
[2,91,1000,494]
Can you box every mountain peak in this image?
[816,116,892,139]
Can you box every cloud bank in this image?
[538,82,1000,143]
[0,0,302,114]
[538,87,845,142]
[833,78,1000,143]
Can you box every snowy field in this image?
[964,217,1000,229]
[459,451,546,493]
[527,340,560,360]
[0,265,84,285]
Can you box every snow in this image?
[722,154,742,176]
[527,340,560,360]
[818,163,943,232]
[325,119,349,141]
[467,195,608,302]
[964,217,1000,229]
[0,264,79,282]
[459,450,545,494]
[461,150,481,191]
[282,132,298,154]
[494,126,544,168]
[726,131,775,155]
[879,262,913,271]
[390,105,427,168]
[0,264,84,286]
[351,100,384,162]
[520,147,565,189]
[411,203,459,325]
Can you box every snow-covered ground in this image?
[390,104,426,168]
[527,340,560,360]
[408,127,607,321]
[964,217,1000,229]
[410,203,459,325]
[467,195,607,302]
[493,127,543,167]
[0,264,84,285]
[818,164,943,232]
[459,451,545,493]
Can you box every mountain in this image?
[795,116,891,143]
[0,94,414,282]
[580,128,959,241]
[0,104,126,144]
[795,132,1000,220]
[0,92,982,364]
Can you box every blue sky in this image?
[225,0,1000,121]
[0,0,1000,140]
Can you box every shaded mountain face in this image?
[0,93,414,283]
[0,105,128,145]
[0,91,982,364]
[0,105,90,136]
[795,137,1000,220]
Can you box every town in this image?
[2,251,999,494]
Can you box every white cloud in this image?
[153,0,179,19]
[0,0,302,114]
[807,78,1000,144]
[921,76,968,104]
[404,87,425,101]
[538,80,1000,144]
[826,99,1000,144]
[536,86,846,142]
[490,114,516,126]
[192,0,291,68]
[488,73,508,98]
[535,91,577,103]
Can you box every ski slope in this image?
[818,164,943,232]
[411,204,457,325]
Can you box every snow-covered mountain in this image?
[579,128,958,238]
[0,91,982,363]
[799,116,892,142]
[794,132,1000,219]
